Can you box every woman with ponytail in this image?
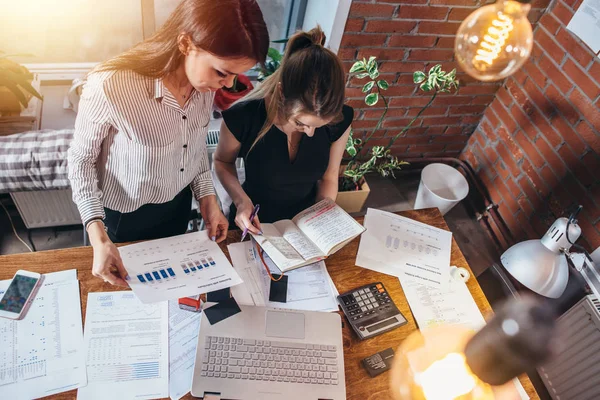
[214,26,353,234]
[68,0,269,287]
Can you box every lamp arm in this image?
[567,250,600,301]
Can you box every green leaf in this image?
[0,77,29,107]
[377,80,389,90]
[2,69,42,99]
[267,47,282,62]
[367,56,376,70]
[369,70,380,80]
[349,61,366,73]
[346,146,357,157]
[365,92,379,106]
[430,64,442,75]
[413,71,426,84]
[356,72,370,79]
[362,81,375,93]
[420,81,433,92]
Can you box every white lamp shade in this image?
[500,240,569,299]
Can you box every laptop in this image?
[191,305,346,400]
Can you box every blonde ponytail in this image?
[240,26,345,153]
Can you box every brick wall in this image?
[460,0,600,251]
[340,0,550,159]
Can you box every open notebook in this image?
[250,199,366,272]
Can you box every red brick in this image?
[486,110,500,128]
[536,29,565,65]
[364,108,407,119]
[506,177,522,199]
[417,21,462,36]
[562,179,600,221]
[421,116,462,125]
[539,13,561,35]
[516,212,538,239]
[389,96,432,107]
[430,0,479,5]
[461,115,482,124]
[379,61,424,73]
[408,144,446,153]
[496,88,513,108]
[506,78,530,109]
[497,126,524,162]
[435,37,455,49]
[471,95,495,105]
[496,142,521,177]
[389,35,437,47]
[522,63,548,89]
[399,5,449,19]
[583,151,600,181]
[558,145,596,186]
[494,160,512,181]
[551,116,586,155]
[529,109,563,147]
[563,58,600,100]
[431,96,473,106]
[491,100,518,133]
[552,0,575,25]
[395,136,433,145]
[569,88,600,129]
[377,0,427,4]
[537,55,573,95]
[345,87,366,99]
[540,165,560,189]
[546,85,580,125]
[510,105,536,139]
[579,218,600,251]
[357,48,406,61]
[350,2,396,17]
[382,117,419,128]
[349,72,395,87]
[445,143,466,152]
[522,161,550,198]
[447,7,473,21]
[496,178,521,215]
[405,106,448,116]
[515,131,544,167]
[365,20,417,33]
[344,18,365,32]
[407,49,454,61]
[484,146,499,165]
[459,84,502,95]
[576,121,600,153]
[341,34,388,47]
[536,137,568,178]
[555,28,594,67]
[448,105,487,114]
[518,176,542,206]
[589,62,600,86]
[480,120,499,142]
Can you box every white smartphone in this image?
[0,270,43,320]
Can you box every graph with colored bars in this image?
[181,257,216,274]
[385,234,438,256]
[136,267,177,284]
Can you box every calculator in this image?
[337,282,407,340]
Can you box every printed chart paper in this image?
[78,292,169,400]
[356,208,452,290]
[120,230,243,303]
[0,270,86,400]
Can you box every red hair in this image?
[97,0,269,77]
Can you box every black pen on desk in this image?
[240,204,260,242]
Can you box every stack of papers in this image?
[0,270,87,400]
[228,241,339,312]
[356,208,453,290]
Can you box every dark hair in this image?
[96,0,269,77]
[244,26,346,152]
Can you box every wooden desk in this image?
[0,208,538,399]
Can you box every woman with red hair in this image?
[68,0,269,286]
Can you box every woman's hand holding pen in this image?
[235,198,262,235]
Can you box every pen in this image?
[240,204,260,242]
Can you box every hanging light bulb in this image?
[455,0,533,81]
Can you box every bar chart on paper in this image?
[119,231,243,303]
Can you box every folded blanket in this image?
[0,129,73,193]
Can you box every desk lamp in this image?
[390,296,555,399]
[501,206,600,300]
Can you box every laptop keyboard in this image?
[200,336,340,385]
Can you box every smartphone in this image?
[0,270,43,320]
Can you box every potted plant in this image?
[0,52,43,116]
[214,74,254,111]
[336,58,459,213]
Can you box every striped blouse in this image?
[67,69,215,226]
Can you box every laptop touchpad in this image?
[265,310,305,339]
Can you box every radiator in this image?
[10,189,81,229]
[538,295,600,400]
